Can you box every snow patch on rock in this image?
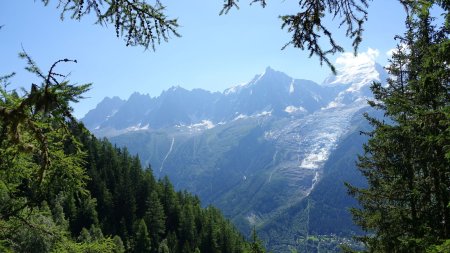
[285,105,307,114]
[126,123,150,132]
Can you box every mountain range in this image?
[82,61,387,252]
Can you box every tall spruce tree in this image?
[134,219,152,253]
[250,226,265,253]
[346,1,450,252]
[144,191,166,248]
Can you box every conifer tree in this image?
[250,226,265,253]
[346,1,450,251]
[0,52,92,251]
[144,191,166,246]
[134,219,152,253]
[158,239,170,253]
[112,235,126,253]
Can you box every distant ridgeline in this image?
[83,65,387,252]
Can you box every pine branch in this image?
[220,0,368,74]
[48,0,180,50]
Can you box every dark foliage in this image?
[346,1,450,251]
[69,121,255,252]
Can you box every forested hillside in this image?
[73,122,254,252]
[0,60,260,252]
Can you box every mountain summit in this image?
[84,66,385,136]
[82,65,386,252]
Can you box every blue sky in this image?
[1,1,407,118]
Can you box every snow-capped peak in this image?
[224,81,251,95]
[223,66,285,95]
[321,48,387,108]
[324,48,381,87]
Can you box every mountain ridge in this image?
[83,65,379,136]
[82,64,387,252]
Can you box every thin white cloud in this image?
[386,48,396,58]
[329,48,380,85]
[335,48,379,69]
